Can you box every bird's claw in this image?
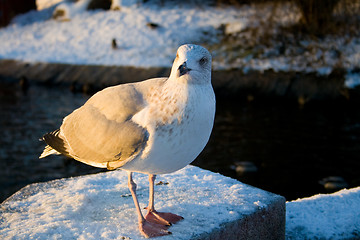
[140,220,171,238]
[145,210,183,226]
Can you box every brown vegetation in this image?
[215,0,360,36]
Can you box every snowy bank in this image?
[0,165,285,240]
[0,1,358,87]
[286,187,360,240]
[0,2,233,68]
[1,0,359,98]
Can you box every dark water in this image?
[1,82,360,202]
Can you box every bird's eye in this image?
[176,53,179,59]
[199,57,207,66]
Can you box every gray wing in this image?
[42,82,156,169]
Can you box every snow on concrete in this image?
[1,163,359,239]
[286,187,360,240]
[0,165,280,240]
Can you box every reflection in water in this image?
[194,96,360,200]
[1,83,360,202]
[0,83,106,202]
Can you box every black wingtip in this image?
[42,129,71,158]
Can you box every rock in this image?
[232,161,258,176]
[112,38,118,49]
[87,0,111,10]
[146,22,160,29]
[319,176,349,192]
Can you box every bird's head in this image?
[170,44,212,85]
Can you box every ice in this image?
[345,72,360,89]
[0,165,279,239]
[286,187,360,239]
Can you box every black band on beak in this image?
[178,62,191,76]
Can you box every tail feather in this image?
[39,129,72,159]
[39,145,60,158]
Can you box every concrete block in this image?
[0,165,285,239]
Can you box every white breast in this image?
[121,83,215,175]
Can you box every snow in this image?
[0,0,358,88]
[53,0,92,21]
[36,0,63,11]
[286,187,360,239]
[1,165,359,239]
[0,165,278,240]
[224,21,247,35]
[1,2,359,238]
[345,72,360,89]
[0,2,239,68]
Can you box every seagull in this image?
[39,44,216,238]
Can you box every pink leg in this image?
[127,172,171,238]
[145,174,184,226]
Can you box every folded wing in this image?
[41,82,152,169]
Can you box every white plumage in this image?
[40,44,215,238]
